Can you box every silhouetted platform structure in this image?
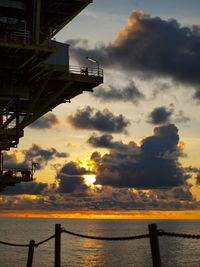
[0,0,103,151]
[0,161,38,190]
[0,169,33,190]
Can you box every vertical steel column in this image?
[55,224,61,267]
[15,97,20,147]
[0,151,3,172]
[148,224,162,267]
[35,0,41,45]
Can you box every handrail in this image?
[0,224,199,267]
[62,229,149,240]
[69,65,103,77]
[158,230,200,239]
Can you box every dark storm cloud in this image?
[67,106,130,133]
[147,106,173,125]
[29,113,60,130]
[92,124,189,188]
[2,182,48,195]
[70,11,200,99]
[93,81,144,104]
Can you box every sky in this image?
[1,0,200,219]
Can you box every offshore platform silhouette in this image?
[0,0,103,186]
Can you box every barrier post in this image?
[55,224,61,267]
[148,224,162,267]
[26,240,35,267]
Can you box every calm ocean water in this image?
[0,217,199,267]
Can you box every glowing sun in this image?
[83,174,96,186]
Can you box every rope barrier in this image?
[0,234,56,247]
[0,229,200,247]
[0,241,29,247]
[62,229,150,241]
[158,230,200,239]
[36,234,55,246]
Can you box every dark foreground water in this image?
[0,217,199,267]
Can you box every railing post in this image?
[55,224,61,267]
[26,240,35,267]
[148,224,162,267]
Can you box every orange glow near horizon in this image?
[0,210,200,219]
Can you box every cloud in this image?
[147,106,173,125]
[67,106,130,133]
[194,171,200,185]
[173,110,190,123]
[89,124,189,189]
[23,144,69,169]
[1,182,199,211]
[88,134,139,154]
[2,152,22,169]
[58,161,91,176]
[0,155,199,210]
[29,113,60,130]
[57,176,88,194]
[151,82,172,99]
[2,182,48,195]
[147,106,190,125]
[193,90,200,102]
[93,81,144,104]
[70,10,200,99]
[56,161,91,193]
[3,144,69,170]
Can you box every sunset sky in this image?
[1,0,200,219]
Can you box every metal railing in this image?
[69,65,103,77]
[11,29,30,44]
[0,223,199,267]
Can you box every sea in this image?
[0,217,199,267]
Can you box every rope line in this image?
[62,229,150,241]
[158,231,200,239]
[0,229,200,247]
[36,234,56,246]
[0,234,56,247]
[0,241,29,247]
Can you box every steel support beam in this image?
[35,0,41,45]
[21,81,73,128]
[0,42,55,52]
[44,1,92,43]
